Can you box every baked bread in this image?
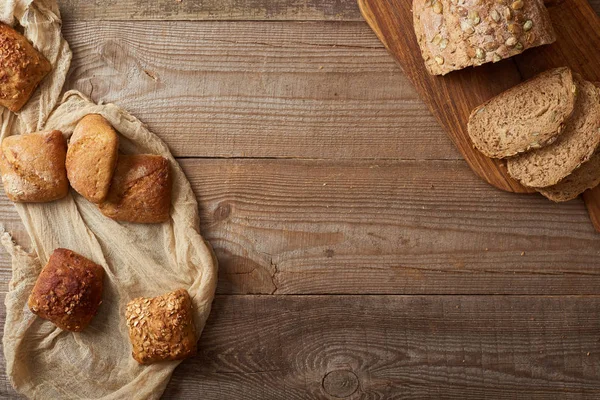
[0,23,52,112]
[468,67,577,158]
[98,154,172,223]
[28,248,104,332]
[413,0,556,76]
[125,289,197,364]
[66,114,119,203]
[507,76,600,188]
[537,152,600,202]
[0,130,69,202]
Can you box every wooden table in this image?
[2,0,600,398]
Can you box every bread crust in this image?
[0,130,69,202]
[28,248,104,332]
[413,0,556,75]
[126,289,197,364]
[98,154,172,223]
[66,114,119,203]
[0,23,52,112]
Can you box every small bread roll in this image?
[28,248,104,332]
[66,114,119,203]
[0,23,52,112]
[125,289,197,364]
[99,154,172,223]
[0,130,68,202]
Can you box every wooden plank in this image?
[3,159,600,295]
[56,0,600,21]
[57,0,364,22]
[61,20,461,160]
[2,295,600,398]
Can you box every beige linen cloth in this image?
[0,1,218,399]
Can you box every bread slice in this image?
[413,0,556,76]
[536,82,600,202]
[537,151,600,202]
[507,76,600,188]
[468,67,577,158]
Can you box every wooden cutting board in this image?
[358,0,600,231]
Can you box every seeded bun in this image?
[0,23,52,112]
[125,289,197,364]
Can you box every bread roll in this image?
[98,154,172,223]
[0,130,69,202]
[125,289,197,364]
[66,114,119,203]
[28,248,104,332]
[0,23,52,112]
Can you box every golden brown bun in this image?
[126,289,197,364]
[66,114,119,203]
[28,248,104,332]
[0,130,69,203]
[98,154,172,223]
[0,23,52,112]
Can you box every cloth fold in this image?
[0,1,218,399]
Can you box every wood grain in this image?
[3,159,600,296]
[57,0,364,22]
[56,0,600,21]
[169,295,600,399]
[3,295,600,399]
[60,21,462,160]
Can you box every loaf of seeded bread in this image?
[507,75,600,188]
[413,0,556,76]
[0,23,52,112]
[468,67,577,158]
[66,114,119,203]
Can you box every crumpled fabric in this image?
[0,1,218,399]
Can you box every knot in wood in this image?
[322,370,359,398]
[213,202,232,221]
